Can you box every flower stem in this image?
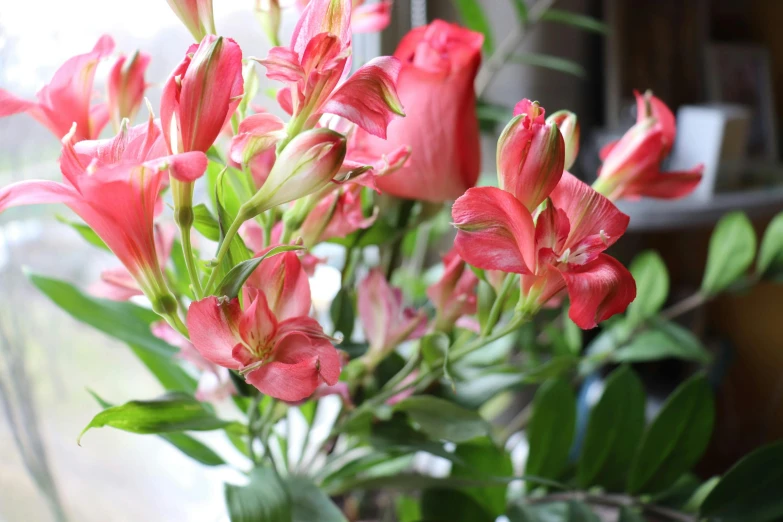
[203,207,250,293]
[163,310,189,338]
[482,274,518,336]
[179,225,204,299]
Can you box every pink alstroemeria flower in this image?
[161,35,244,154]
[186,252,341,402]
[594,90,703,201]
[0,35,115,142]
[152,322,235,402]
[357,269,427,362]
[0,124,207,306]
[259,0,404,138]
[165,0,216,41]
[452,101,636,329]
[298,184,377,247]
[427,247,479,331]
[297,0,393,33]
[107,51,151,128]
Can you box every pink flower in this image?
[426,247,478,331]
[595,90,703,201]
[298,184,377,247]
[357,20,484,202]
[107,51,151,128]
[152,322,235,402]
[452,102,635,329]
[357,269,427,360]
[259,0,404,138]
[165,0,216,41]
[240,221,323,276]
[545,109,580,171]
[0,124,207,307]
[186,252,341,402]
[161,35,244,154]
[297,0,393,33]
[0,35,115,142]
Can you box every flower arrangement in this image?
[2,1,783,521]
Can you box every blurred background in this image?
[1,0,783,520]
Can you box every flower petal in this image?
[635,90,676,155]
[0,180,79,213]
[624,165,704,200]
[186,296,243,370]
[562,254,636,329]
[246,252,312,320]
[258,47,306,83]
[321,56,404,139]
[291,0,352,57]
[452,186,536,274]
[351,1,392,33]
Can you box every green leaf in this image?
[128,344,198,393]
[682,476,719,513]
[287,476,347,522]
[539,8,608,34]
[700,441,783,522]
[78,392,234,444]
[396,495,421,522]
[618,506,645,522]
[612,322,711,364]
[508,501,599,522]
[627,250,669,327]
[212,163,251,282]
[159,433,226,466]
[452,0,494,53]
[225,467,292,522]
[451,438,513,517]
[525,379,577,480]
[56,215,109,251]
[477,280,498,331]
[627,374,714,494]
[393,396,491,443]
[510,53,586,78]
[192,203,221,242]
[214,245,304,298]
[757,212,783,278]
[509,0,528,23]
[421,488,495,522]
[330,287,355,340]
[420,332,454,389]
[701,211,756,295]
[577,366,645,490]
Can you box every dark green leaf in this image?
[330,287,355,340]
[192,203,221,241]
[393,396,491,443]
[78,392,234,444]
[477,280,498,332]
[451,438,513,517]
[396,495,421,522]
[577,366,645,490]
[618,506,645,522]
[421,488,495,522]
[627,250,669,327]
[627,374,714,494]
[525,379,576,480]
[225,467,292,522]
[510,53,586,78]
[56,215,109,250]
[452,0,494,53]
[540,9,608,34]
[682,476,719,513]
[128,344,198,393]
[508,501,599,522]
[287,476,347,522]
[700,441,783,522]
[757,212,783,278]
[214,245,304,298]
[612,323,711,364]
[325,472,566,495]
[420,332,454,389]
[701,211,756,295]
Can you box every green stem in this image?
[163,311,189,338]
[246,394,262,465]
[179,225,204,299]
[203,207,250,293]
[384,199,416,280]
[482,274,517,336]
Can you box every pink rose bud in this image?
[161,35,244,154]
[497,99,565,212]
[243,128,347,217]
[546,110,580,171]
[356,20,484,202]
[107,51,151,128]
[165,0,216,41]
[254,0,282,46]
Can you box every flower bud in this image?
[497,99,565,211]
[243,128,347,217]
[107,51,150,129]
[161,35,244,155]
[546,110,579,171]
[254,0,282,47]
[165,0,216,41]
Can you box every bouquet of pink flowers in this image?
[3,1,782,521]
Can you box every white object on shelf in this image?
[669,104,750,200]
